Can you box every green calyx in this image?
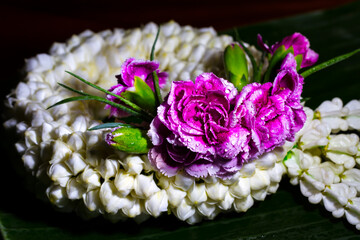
[224,43,249,91]
[121,76,157,116]
[109,127,151,154]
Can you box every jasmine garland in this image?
[4,21,360,228]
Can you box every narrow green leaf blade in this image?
[301,48,360,78]
[150,26,161,61]
[65,71,144,113]
[47,95,145,119]
[88,122,133,131]
[57,82,90,96]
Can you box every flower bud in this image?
[66,177,86,200]
[206,182,228,202]
[187,182,207,205]
[122,198,142,218]
[166,183,186,207]
[218,192,234,211]
[114,170,135,197]
[83,188,102,212]
[145,190,168,217]
[250,170,270,191]
[229,178,250,198]
[124,155,144,175]
[223,43,249,91]
[100,181,134,214]
[133,174,160,199]
[234,195,254,212]
[175,199,195,221]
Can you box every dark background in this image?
[0,0,357,92]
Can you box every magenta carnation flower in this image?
[257,33,319,68]
[272,53,307,139]
[232,53,306,160]
[105,58,168,118]
[148,57,306,179]
[148,73,251,178]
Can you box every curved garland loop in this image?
[3,21,360,228]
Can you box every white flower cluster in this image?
[4,21,285,223]
[284,98,360,230]
[4,20,360,228]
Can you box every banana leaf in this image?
[1,2,360,239]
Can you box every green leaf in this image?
[149,26,163,105]
[263,45,294,82]
[121,76,157,115]
[301,48,360,78]
[88,122,133,131]
[108,127,151,153]
[65,71,145,114]
[224,44,249,91]
[150,26,161,61]
[46,95,144,119]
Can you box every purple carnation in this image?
[148,73,250,178]
[257,32,318,68]
[148,57,306,179]
[232,53,306,160]
[272,53,307,139]
[105,58,168,118]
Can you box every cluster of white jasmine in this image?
[4,21,285,223]
[4,20,360,227]
[284,98,360,230]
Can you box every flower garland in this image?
[3,21,360,228]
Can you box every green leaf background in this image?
[1,2,360,239]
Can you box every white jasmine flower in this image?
[166,183,186,207]
[65,152,87,175]
[218,192,234,210]
[98,158,119,180]
[66,177,86,200]
[144,190,168,217]
[99,180,134,214]
[206,182,228,202]
[249,169,270,191]
[175,199,196,221]
[187,182,207,205]
[299,120,331,150]
[80,167,101,191]
[48,162,72,187]
[133,174,160,199]
[185,211,203,225]
[315,98,348,132]
[122,198,142,218]
[251,188,268,201]
[344,100,360,130]
[342,169,360,192]
[124,155,144,175]
[113,170,135,197]
[83,188,102,212]
[233,195,254,212]
[174,173,194,191]
[229,178,251,198]
[327,134,359,155]
[197,202,216,218]
[46,184,70,209]
[255,152,277,169]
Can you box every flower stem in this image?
[150,26,163,105]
